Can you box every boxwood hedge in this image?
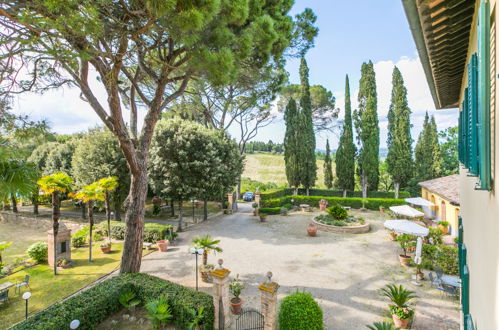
[99,221,173,243]
[261,195,406,210]
[258,207,282,215]
[10,273,214,330]
[260,188,410,201]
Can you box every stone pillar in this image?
[258,272,279,330]
[255,192,261,207]
[227,193,233,214]
[211,259,231,329]
[47,222,72,267]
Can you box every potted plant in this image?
[229,275,245,315]
[252,202,259,216]
[396,234,412,266]
[157,239,169,252]
[381,284,417,328]
[388,230,398,241]
[57,258,72,269]
[379,205,385,213]
[319,199,328,211]
[259,213,268,222]
[307,223,317,237]
[437,221,449,234]
[100,241,112,253]
[192,235,223,283]
[416,263,424,280]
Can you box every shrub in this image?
[427,227,444,245]
[258,207,281,215]
[99,221,173,243]
[71,235,86,248]
[11,273,214,330]
[421,244,458,275]
[278,292,323,330]
[326,205,348,220]
[27,242,48,263]
[259,188,410,200]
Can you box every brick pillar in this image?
[255,192,261,207]
[211,259,231,329]
[227,193,233,214]
[258,272,279,330]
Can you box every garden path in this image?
[140,202,460,329]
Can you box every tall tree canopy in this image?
[415,112,443,181]
[439,126,459,175]
[323,139,333,189]
[335,75,356,196]
[354,61,379,197]
[284,98,301,192]
[386,67,413,198]
[149,118,243,231]
[0,0,300,273]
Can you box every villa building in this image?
[403,0,499,329]
[419,174,460,236]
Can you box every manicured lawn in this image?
[0,222,46,265]
[0,243,153,329]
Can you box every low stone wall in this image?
[0,212,85,233]
[312,219,370,234]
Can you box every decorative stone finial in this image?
[266,271,273,283]
[218,259,224,269]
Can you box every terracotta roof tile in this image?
[418,174,460,204]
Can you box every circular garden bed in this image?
[313,213,370,234]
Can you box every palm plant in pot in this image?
[252,202,259,216]
[396,234,412,266]
[192,235,223,283]
[380,284,417,328]
[229,274,245,315]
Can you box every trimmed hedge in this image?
[258,207,282,215]
[261,195,406,210]
[278,292,323,330]
[260,188,410,201]
[99,221,173,243]
[10,273,214,330]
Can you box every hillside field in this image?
[242,153,330,188]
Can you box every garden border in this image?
[312,219,371,234]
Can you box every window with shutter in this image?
[468,54,479,175]
[462,264,470,322]
[490,9,496,184]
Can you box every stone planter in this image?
[399,254,412,267]
[307,224,317,237]
[230,297,243,315]
[157,240,169,252]
[100,245,111,254]
[312,219,370,234]
[300,204,310,212]
[392,314,411,329]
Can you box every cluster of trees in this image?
[245,141,284,154]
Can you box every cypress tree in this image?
[323,139,333,189]
[335,75,356,197]
[386,67,413,198]
[298,57,317,194]
[354,61,379,197]
[415,112,443,180]
[284,98,301,193]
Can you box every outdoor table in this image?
[0,281,13,292]
[441,275,461,288]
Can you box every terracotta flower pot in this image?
[438,225,449,234]
[389,232,398,241]
[307,224,317,237]
[230,297,243,315]
[157,240,169,252]
[319,204,327,211]
[100,245,111,254]
[259,215,267,222]
[416,271,425,280]
[392,314,411,328]
[399,254,412,267]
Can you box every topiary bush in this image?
[260,195,406,210]
[258,207,281,215]
[326,205,348,220]
[27,242,48,263]
[278,292,323,330]
[99,221,173,243]
[259,188,410,201]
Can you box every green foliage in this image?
[428,227,444,245]
[415,113,443,181]
[284,98,301,189]
[244,141,284,154]
[119,290,141,310]
[145,296,172,330]
[366,321,397,330]
[187,307,205,330]
[0,241,12,266]
[192,235,223,254]
[0,153,38,200]
[259,188,410,200]
[10,273,214,330]
[323,139,333,189]
[336,75,356,193]
[380,284,417,308]
[152,204,161,216]
[420,244,458,275]
[99,221,173,243]
[438,221,449,227]
[396,234,412,257]
[355,61,380,192]
[240,178,278,194]
[229,275,245,298]
[37,172,73,195]
[27,242,48,263]
[278,292,323,330]
[326,205,348,220]
[258,207,282,215]
[386,67,413,194]
[439,126,459,175]
[71,235,86,248]
[44,140,78,175]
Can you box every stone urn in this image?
[319,199,328,211]
[307,223,317,237]
[157,240,169,252]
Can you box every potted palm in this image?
[229,275,245,315]
[192,235,223,283]
[396,234,412,266]
[381,284,417,329]
[437,221,449,234]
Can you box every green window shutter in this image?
[464,89,470,168]
[462,264,470,317]
[459,106,464,163]
[468,54,479,175]
[478,0,492,190]
[459,243,467,279]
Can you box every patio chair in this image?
[429,272,443,288]
[441,284,458,296]
[436,269,443,279]
[0,290,9,305]
[15,275,31,294]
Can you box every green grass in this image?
[0,243,151,329]
[243,153,329,188]
[0,222,46,265]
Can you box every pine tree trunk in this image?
[88,200,94,262]
[203,199,208,221]
[343,189,347,198]
[178,200,184,232]
[11,195,17,213]
[170,199,175,217]
[114,197,122,221]
[52,192,60,276]
[105,191,111,241]
[119,170,147,274]
[81,202,87,220]
[394,182,400,199]
[32,194,39,215]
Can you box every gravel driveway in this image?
[140,202,460,329]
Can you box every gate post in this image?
[211,259,231,329]
[255,192,261,207]
[227,193,233,214]
[258,272,279,330]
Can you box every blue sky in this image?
[12,1,458,149]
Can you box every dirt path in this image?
[140,203,460,329]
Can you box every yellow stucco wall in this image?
[421,188,460,236]
[458,1,499,328]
